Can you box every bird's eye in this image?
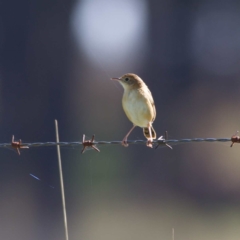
[125,78,129,81]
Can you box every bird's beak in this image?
[111,77,120,81]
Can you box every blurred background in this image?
[1,0,240,239]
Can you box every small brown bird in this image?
[111,73,156,148]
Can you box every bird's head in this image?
[111,73,144,90]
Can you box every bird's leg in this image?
[122,125,136,147]
[146,123,153,148]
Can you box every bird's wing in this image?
[151,101,156,122]
[139,87,156,122]
[146,87,156,122]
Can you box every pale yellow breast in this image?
[122,88,155,128]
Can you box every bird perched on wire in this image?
[111,73,156,148]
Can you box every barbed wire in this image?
[4,123,240,240]
[6,121,238,240]
[5,133,239,155]
[3,137,233,148]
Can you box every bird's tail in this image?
[143,126,156,139]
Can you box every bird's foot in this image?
[121,139,129,147]
[146,139,153,148]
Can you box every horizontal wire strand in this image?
[2,137,232,148]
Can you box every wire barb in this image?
[81,134,100,154]
[230,131,240,147]
[155,131,173,150]
[11,135,29,155]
